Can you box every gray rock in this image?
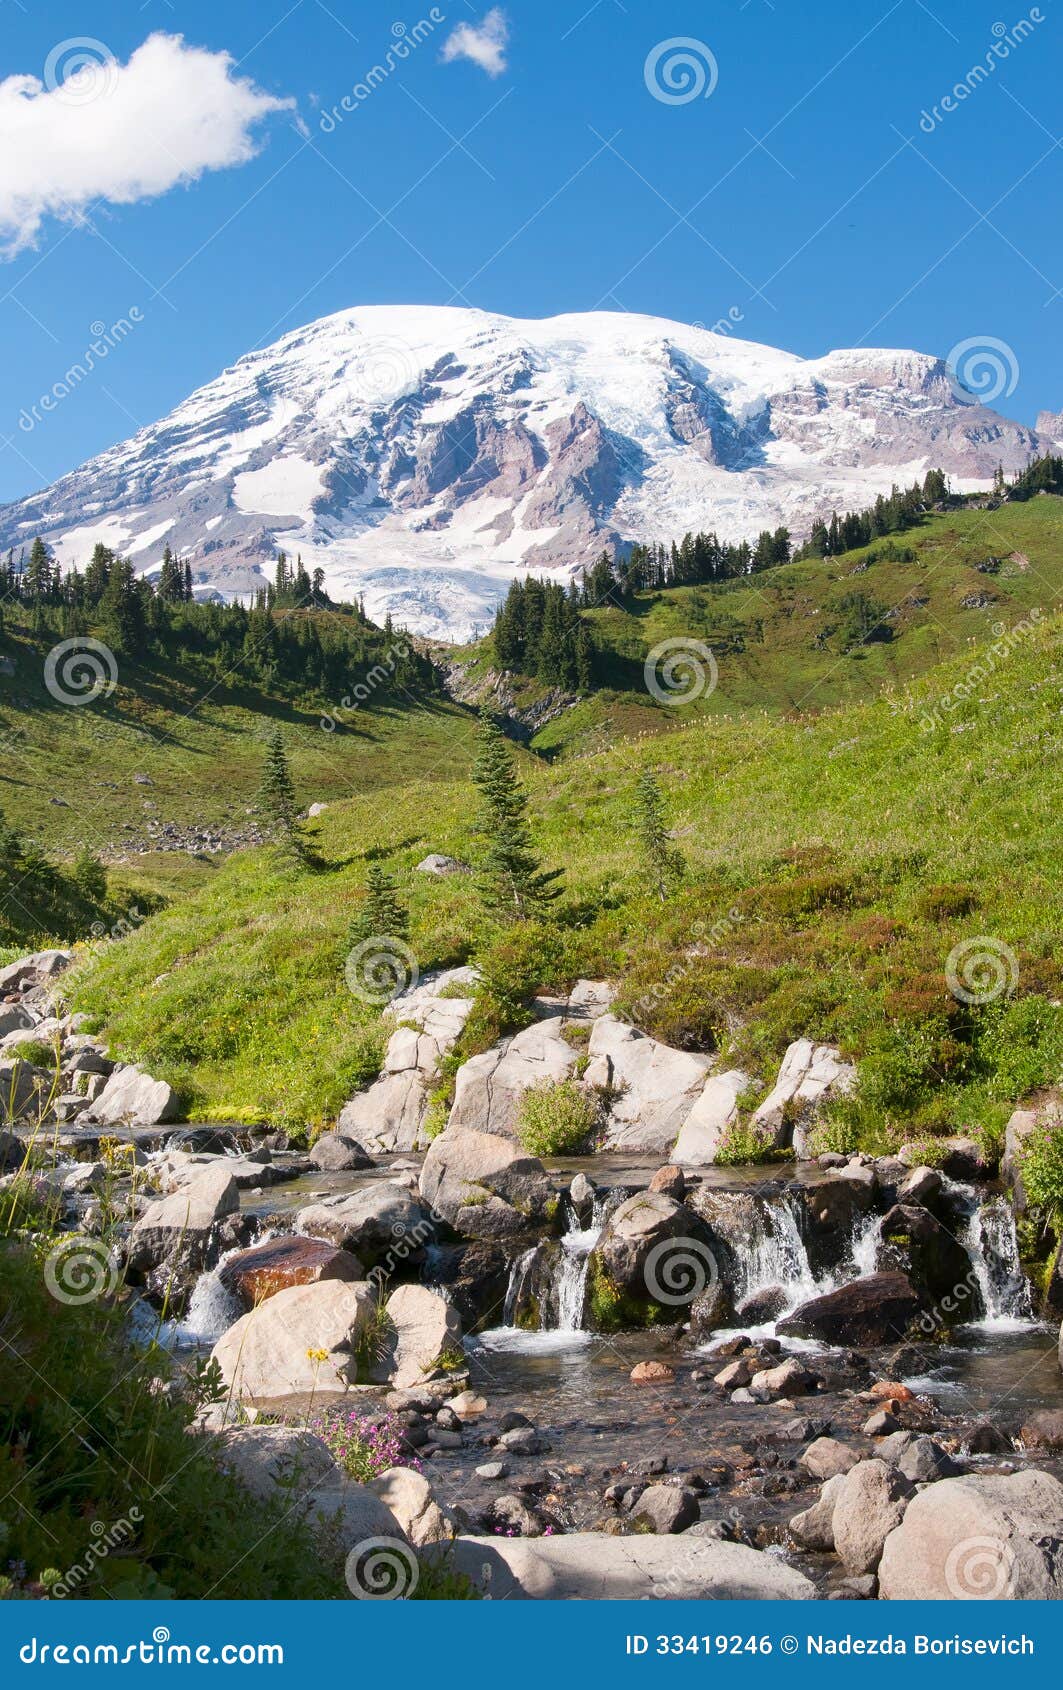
[127,1164,239,1281]
[296,1181,428,1257]
[382,1284,463,1388]
[217,1425,337,1503]
[449,1017,577,1138]
[876,1430,961,1481]
[800,1436,859,1480]
[778,1273,920,1345]
[210,1278,378,1399]
[499,1427,544,1456]
[415,854,471,876]
[878,1470,1063,1599]
[584,1016,713,1153]
[752,1039,856,1153]
[476,1460,510,1480]
[309,1132,374,1171]
[450,1533,817,1599]
[369,1466,458,1545]
[418,1127,554,1240]
[788,1471,848,1552]
[629,1485,701,1534]
[90,1065,179,1126]
[832,1459,915,1574]
[587,1189,718,1322]
[672,1070,752,1165]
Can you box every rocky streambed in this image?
[5,947,1063,1600]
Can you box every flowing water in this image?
[956,1190,1034,1327]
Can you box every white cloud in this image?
[0,33,293,258]
[441,8,509,77]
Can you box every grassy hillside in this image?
[0,624,477,860]
[450,498,1063,755]
[67,598,1063,1145]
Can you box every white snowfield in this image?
[1,304,1048,641]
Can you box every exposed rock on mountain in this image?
[1,305,1047,639]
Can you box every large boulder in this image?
[296,1182,429,1262]
[418,1128,555,1241]
[752,1039,856,1155]
[778,1272,920,1345]
[380,1284,463,1388]
[210,1279,378,1399]
[216,1425,337,1503]
[832,1459,915,1574]
[877,1202,980,1312]
[878,1470,1063,1599]
[672,1070,751,1165]
[585,1190,718,1328]
[450,1533,816,1599]
[90,1065,180,1126]
[338,968,479,1153]
[0,949,72,992]
[127,1164,240,1288]
[309,1133,374,1172]
[448,1017,576,1138]
[585,1017,712,1153]
[369,1467,458,1545]
[220,1235,364,1309]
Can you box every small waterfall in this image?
[555,1194,610,1331]
[962,1196,1033,1325]
[709,1190,885,1324]
[499,1194,611,1334]
[502,1245,541,1327]
[176,1268,244,1343]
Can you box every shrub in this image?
[712,1119,785,1166]
[516,1077,599,1157]
[1017,1117,1063,1230]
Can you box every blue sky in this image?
[0,0,1059,501]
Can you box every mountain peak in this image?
[1,305,1046,640]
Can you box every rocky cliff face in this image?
[0,304,1047,639]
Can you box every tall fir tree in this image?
[471,710,561,921]
[257,727,302,859]
[636,770,685,901]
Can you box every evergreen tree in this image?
[72,845,107,904]
[471,710,561,921]
[257,727,302,858]
[346,863,409,946]
[636,771,685,901]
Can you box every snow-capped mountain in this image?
[2,305,1049,641]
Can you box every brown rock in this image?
[648,1165,687,1200]
[1020,1409,1063,1450]
[220,1235,364,1309]
[631,1360,675,1385]
[869,1380,914,1403]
